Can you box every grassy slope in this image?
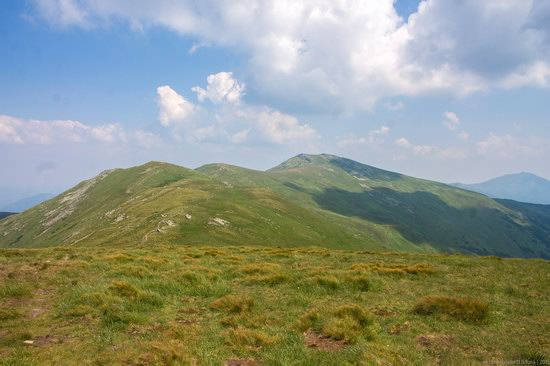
[1,154,549,257]
[199,154,550,258]
[0,161,412,252]
[0,245,548,365]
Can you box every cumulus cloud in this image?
[157,85,195,126]
[394,136,468,160]
[191,72,244,104]
[253,108,317,144]
[29,0,550,110]
[0,114,159,147]
[159,72,317,145]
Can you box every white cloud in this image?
[231,129,250,144]
[191,72,244,104]
[443,111,470,140]
[90,123,127,143]
[30,0,550,110]
[157,85,195,126]
[0,114,156,147]
[159,72,317,145]
[394,136,468,160]
[476,133,544,158]
[254,108,318,144]
[443,112,460,131]
[31,0,90,28]
[338,126,390,148]
[394,137,411,148]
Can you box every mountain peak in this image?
[268,153,338,171]
[453,172,550,204]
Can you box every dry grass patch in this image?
[245,273,290,286]
[224,327,274,349]
[210,295,254,314]
[413,295,488,323]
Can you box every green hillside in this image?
[1,154,549,258]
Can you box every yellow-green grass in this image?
[0,245,548,365]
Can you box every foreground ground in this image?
[0,245,548,365]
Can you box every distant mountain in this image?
[452,172,550,204]
[0,212,16,220]
[1,154,549,258]
[1,193,55,212]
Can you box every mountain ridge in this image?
[1,154,549,258]
[452,172,550,205]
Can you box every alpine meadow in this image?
[1,1,549,365]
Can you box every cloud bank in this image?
[30,0,550,111]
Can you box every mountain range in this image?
[1,193,55,212]
[453,172,550,205]
[1,154,549,258]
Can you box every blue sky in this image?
[1,0,549,205]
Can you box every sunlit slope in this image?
[0,161,414,251]
[1,154,549,257]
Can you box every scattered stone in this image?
[208,217,230,226]
[30,307,47,318]
[114,214,126,222]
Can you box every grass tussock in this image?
[413,296,488,323]
[0,282,32,299]
[0,308,20,320]
[114,264,153,278]
[298,304,374,344]
[311,274,340,289]
[224,327,274,348]
[210,295,254,313]
[109,280,163,306]
[245,273,290,286]
[344,273,370,291]
[350,262,436,275]
[65,304,94,317]
[238,262,281,275]
[102,252,134,262]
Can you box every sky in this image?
[1,0,549,205]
